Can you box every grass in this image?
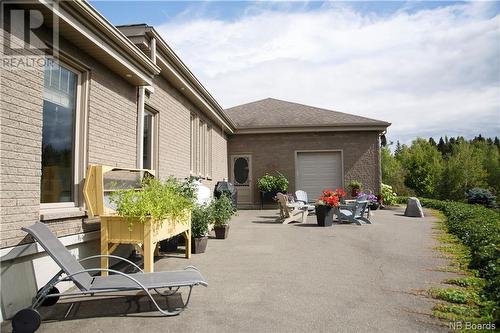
[428,209,496,331]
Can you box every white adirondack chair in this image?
[276,192,307,224]
[295,190,316,214]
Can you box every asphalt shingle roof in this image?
[224,98,390,129]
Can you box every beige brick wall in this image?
[0,30,137,248]
[227,131,381,205]
[145,76,228,188]
[0,27,230,249]
[205,126,228,189]
[0,28,45,248]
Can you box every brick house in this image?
[0,1,233,319]
[0,1,389,320]
[226,98,390,208]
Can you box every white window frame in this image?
[142,107,158,172]
[40,56,89,213]
[207,125,212,179]
[190,113,213,179]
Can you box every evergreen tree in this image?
[429,137,437,146]
[437,137,446,155]
[494,137,500,151]
[395,140,402,155]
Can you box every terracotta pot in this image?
[191,236,208,254]
[214,225,230,239]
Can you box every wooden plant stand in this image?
[84,164,191,276]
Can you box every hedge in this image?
[397,197,500,320]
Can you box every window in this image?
[190,114,196,174]
[207,125,212,178]
[199,120,206,176]
[189,114,213,178]
[142,110,158,169]
[41,60,79,204]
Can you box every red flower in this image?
[335,188,346,198]
[316,188,342,207]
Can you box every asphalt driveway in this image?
[5,207,452,332]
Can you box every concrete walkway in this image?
[6,207,452,332]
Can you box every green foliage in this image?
[211,194,236,226]
[399,138,444,197]
[413,197,500,323]
[381,147,409,195]
[443,142,488,200]
[381,183,397,205]
[110,178,193,230]
[257,172,289,192]
[429,288,480,305]
[384,135,500,203]
[466,188,497,208]
[445,277,485,289]
[347,180,362,190]
[191,204,211,238]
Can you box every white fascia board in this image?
[156,53,234,133]
[234,126,389,134]
[39,0,156,85]
[70,1,160,74]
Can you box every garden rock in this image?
[404,197,424,217]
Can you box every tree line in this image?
[382,135,500,201]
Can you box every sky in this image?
[91,1,500,146]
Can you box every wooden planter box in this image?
[84,165,191,275]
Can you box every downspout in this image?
[137,86,145,169]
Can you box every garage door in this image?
[296,151,343,202]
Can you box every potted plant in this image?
[348,180,362,198]
[258,172,289,204]
[191,204,211,254]
[315,188,345,227]
[357,192,380,210]
[211,194,236,239]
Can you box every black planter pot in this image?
[260,191,286,209]
[214,225,230,239]
[370,202,380,211]
[315,205,334,227]
[159,236,179,252]
[191,236,208,254]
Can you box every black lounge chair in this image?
[12,222,208,333]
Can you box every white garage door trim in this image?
[294,150,344,201]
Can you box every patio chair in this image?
[336,199,371,225]
[12,222,208,333]
[294,190,316,214]
[276,192,307,224]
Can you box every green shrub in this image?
[348,180,362,191]
[466,187,497,208]
[211,194,236,226]
[257,172,289,192]
[110,178,193,229]
[413,197,500,322]
[191,204,211,238]
[381,183,398,205]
